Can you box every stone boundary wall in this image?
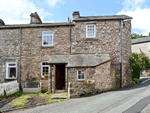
[132,42,150,58]
[0,80,19,96]
[141,69,150,77]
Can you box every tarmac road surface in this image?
[11,77,150,113]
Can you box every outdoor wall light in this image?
[51,65,54,70]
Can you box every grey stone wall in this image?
[68,61,112,98]
[21,27,70,90]
[132,42,150,58]
[0,18,132,93]
[122,20,132,87]
[0,29,20,83]
[71,20,120,66]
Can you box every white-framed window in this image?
[6,62,17,79]
[77,70,85,80]
[86,24,96,38]
[148,42,150,52]
[42,31,54,46]
[41,62,49,78]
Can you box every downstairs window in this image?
[6,62,17,79]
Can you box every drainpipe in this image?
[19,27,22,90]
[69,19,71,55]
[50,65,52,93]
[120,20,123,88]
[67,67,68,91]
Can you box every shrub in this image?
[132,78,140,84]
[41,90,47,93]
[131,52,150,80]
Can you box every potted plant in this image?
[87,79,91,84]
[87,79,95,84]
[44,74,48,78]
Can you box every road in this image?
[12,77,150,113]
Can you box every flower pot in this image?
[44,75,48,78]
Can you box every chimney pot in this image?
[73,11,80,20]
[30,12,42,24]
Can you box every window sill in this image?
[41,77,49,80]
[84,38,98,41]
[5,78,17,80]
[41,46,54,48]
[77,79,85,82]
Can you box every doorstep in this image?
[51,92,68,99]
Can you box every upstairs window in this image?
[41,62,49,78]
[86,25,96,38]
[42,31,53,46]
[6,62,17,79]
[77,70,85,81]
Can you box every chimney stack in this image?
[30,12,42,24]
[0,19,5,26]
[73,11,80,20]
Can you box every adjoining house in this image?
[132,37,150,59]
[0,11,132,97]
[132,37,150,77]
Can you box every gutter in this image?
[0,24,74,29]
[120,20,123,88]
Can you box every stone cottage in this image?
[132,37,150,59]
[132,37,150,77]
[0,11,132,97]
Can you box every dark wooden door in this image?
[56,64,65,90]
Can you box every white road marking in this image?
[142,79,150,84]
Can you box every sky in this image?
[0,0,150,35]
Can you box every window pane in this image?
[8,67,16,77]
[42,63,49,77]
[82,74,84,79]
[87,25,95,37]
[78,71,81,74]
[43,32,53,45]
[78,75,81,79]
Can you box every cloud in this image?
[117,0,150,35]
[0,0,65,24]
[47,0,65,8]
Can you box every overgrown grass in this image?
[9,91,24,97]
[12,95,31,107]
[0,91,24,100]
[1,91,69,107]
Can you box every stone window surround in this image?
[41,62,50,78]
[42,31,54,47]
[77,70,86,81]
[6,62,17,79]
[86,24,96,38]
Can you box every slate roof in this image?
[49,54,111,67]
[73,15,132,21]
[132,37,150,44]
[0,22,74,29]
